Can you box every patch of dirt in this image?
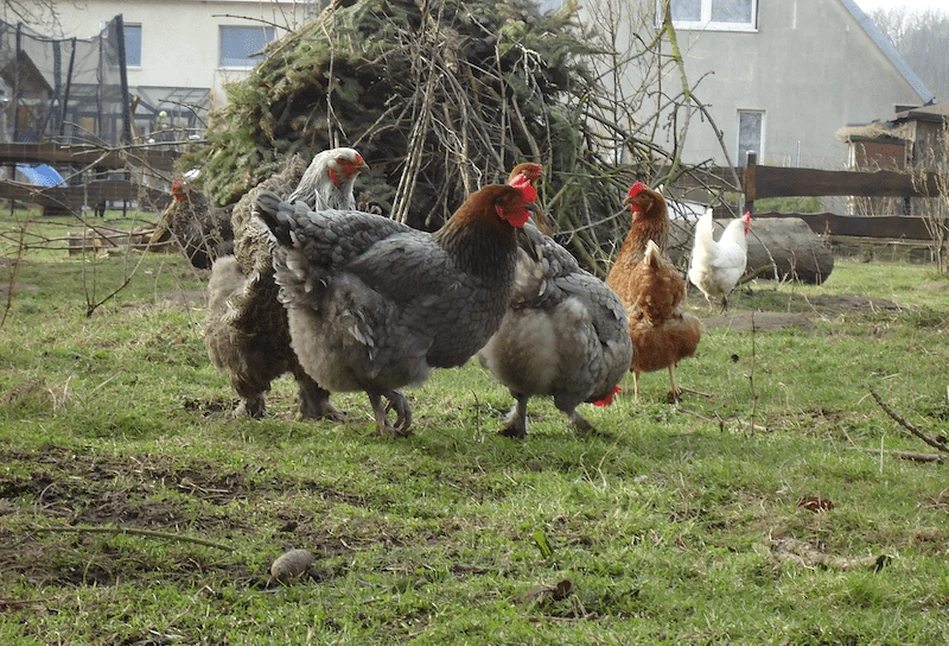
[704,312,816,332]
[803,295,901,312]
[0,446,376,589]
[0,281,39,298]
[0,447,363,514]
[703,293,907,332]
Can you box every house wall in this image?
[47,0,309,108]
[578,0,930,171]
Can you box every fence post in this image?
[114,15,133,145]
[743,152,757,214]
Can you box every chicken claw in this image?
[368,391,413,437]
[232,394,267,420]
[297,373,346,421]
[385,390,413,436]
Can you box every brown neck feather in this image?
[433,189,518,279]
[616,210,669,264]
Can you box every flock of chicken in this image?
[201,148,752,436]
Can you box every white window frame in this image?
[218,25,276,70]
[659,0,758,32]
[737,109,765,167]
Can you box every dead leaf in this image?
[797,496,834,512]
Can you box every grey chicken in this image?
[477,165,632,437]
[253,178,537,435]
[205,148,368,419]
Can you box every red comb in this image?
[510,174,538,203]
[627,182,646,198]
[742,211,752,222]
[593,385,622,407]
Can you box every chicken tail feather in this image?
[254,189,295,246]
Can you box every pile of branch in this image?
[178,0,697,274]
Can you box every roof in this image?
[893,101,949,124]
[839,0,936,105]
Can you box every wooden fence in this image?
[0,142,179,215]
[742,152,942,242]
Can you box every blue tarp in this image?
[16,163,66,187]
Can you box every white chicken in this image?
[688,210,752,312]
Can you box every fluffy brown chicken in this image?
[205,148,367,419]
[606,183,701,401]
[254,178,537,435]
[158,178,234,269]
[477,164,631,437]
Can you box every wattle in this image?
[504,209,530,229]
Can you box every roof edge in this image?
[839,0,936,105]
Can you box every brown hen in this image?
[606,183,701,401]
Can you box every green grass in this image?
[2,218,949,645]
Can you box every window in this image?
[219,25,276,68]
[124,23,142,68]
[664,0,757,31]
[737,110,764,167]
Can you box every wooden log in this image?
[67,231,99,255]
[746,218,835,284]
[668,216,834,285]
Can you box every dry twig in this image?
[870,390,949,454]
[30,525,235,552]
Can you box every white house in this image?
[41,0,313,138]
[30,0,937,170]
[573,0,935,170]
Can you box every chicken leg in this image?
[499,393,530,439]
[294,368,345,420]
[666,364,681,404]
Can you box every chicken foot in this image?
[368,390,413,436]
[233,393,268,419]
[294,369,345,421]
[566,409,594,433]
[498,394,529,439]
[633,368,683,404]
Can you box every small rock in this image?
[270,548,316,583]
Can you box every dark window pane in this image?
[219,26,275,68]
[711,0,752,23]
[738,111,763,166]
[671,0,702,21]
[124,24,142,67]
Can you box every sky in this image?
[854,0,948,14]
